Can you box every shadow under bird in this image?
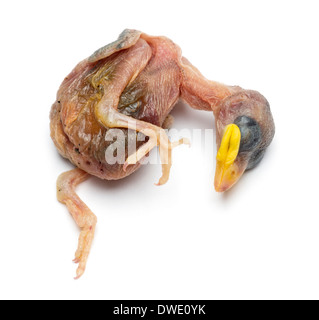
[50,29,275,278]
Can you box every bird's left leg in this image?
[57,168,97,279]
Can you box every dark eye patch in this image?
[246,149,266,170]
[234,116,262,152]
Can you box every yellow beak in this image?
[214,124,245,192]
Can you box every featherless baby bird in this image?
[50,29,275,278]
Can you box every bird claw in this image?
[71,226,96,279]
[124,129,190,185]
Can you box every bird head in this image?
[214,90,275,192]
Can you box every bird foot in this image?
[57,169,97,280]
[124,128,190,185]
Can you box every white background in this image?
[0,0,318,300]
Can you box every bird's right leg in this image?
[95,39,189,186]
[98,107,189,185]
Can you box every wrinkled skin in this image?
[50,29,275,278]
[50,30,242,181]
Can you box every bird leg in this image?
[57,169,97,279]
[94,39,189,185]
[97,104,189,185]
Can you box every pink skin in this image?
[50,29,274,278]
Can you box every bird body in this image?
[50,29,275,278]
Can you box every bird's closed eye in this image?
[234,116,261,152]
[246,148,266,170]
